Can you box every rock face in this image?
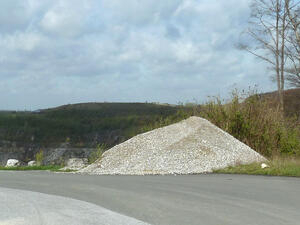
[42,146,93,166]
[80,117,266,175]
[0,140,31,166]
[61,158,88,171]
[6,159,21,167]
[0,140,94,166]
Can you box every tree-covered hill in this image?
[0,103,190,148]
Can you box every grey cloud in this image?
[165,24,181,40]
[0,0,274,110]
[100,0,183,26]
[0,0,31,32]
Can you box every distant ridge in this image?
[40,102,177,112]
[0,102,185,148]
[258,88,300,117]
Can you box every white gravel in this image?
[79,116,266,175]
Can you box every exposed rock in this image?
[42,147,93,166]
[61,158,88,171]
[79,117,266,175]
[28,160,37,166]
[0,140,94,166]
[6,159,21,167]
[261,163,269,169]
[0,141,28,166]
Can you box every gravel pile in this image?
[79,116,265,175]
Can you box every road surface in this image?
[0,171,299,225]
[0,187,148,225]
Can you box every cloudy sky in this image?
[0,0,274,110]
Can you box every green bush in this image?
[35,150,44,166]
[88,144,106,164]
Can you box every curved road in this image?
[0,187,148,225]
[0,171,299,225]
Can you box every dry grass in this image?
[193,89,300,157]
[214,157,300,177]
[259,88,300,118]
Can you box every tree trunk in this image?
[280,0,287,111]
[276,0,283,110]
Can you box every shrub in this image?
[88,144,106,164]
[196,89,300,157]
[35,150,44,166]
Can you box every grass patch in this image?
[214,158,300,177]
[0,165,63,171]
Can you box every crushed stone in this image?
[79,117,265,175]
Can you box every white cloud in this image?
[40,0,94,37]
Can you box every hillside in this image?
[0,103,189,148]
[258,88,300,118]
[0,88,299,166]
[1,87,299,149]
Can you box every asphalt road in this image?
[0,187,148,225]
[0,171,299,225]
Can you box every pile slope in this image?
[79,117,265,175]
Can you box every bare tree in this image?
[284,0,300,87]
[240,0,288,109]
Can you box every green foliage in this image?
[65,137,70,143]
[278,127,300,156]
[88,144,106,164]
[196,89,300,157]
[35,150,44,166]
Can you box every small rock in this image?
[261,163,269,169]
[6,159,21,167]
[28,160,37,166]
